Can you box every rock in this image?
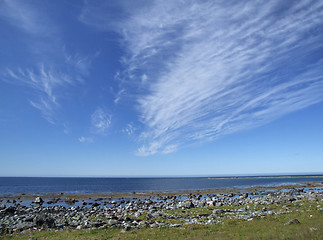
[134,211,142,218]
[213,209,224,214]
[179,201,194,209]
[35,197,44,205]
[121,226,131,232]
[124,216,133,222]
[169,223,181,227]
[285,219,300,225]
[215,202,223,207]
[107,220,119,225]
[146,199,153,205]
[0,224,8,235]
[14,222,34,232]
[151,213,161,218]
[65,198,76,205]
[150,223,158,228]
[207,219,215,224]
[93,222,104,228]
[34,215,56,228]
[24,216,34,222]
[242,193,249,198]
[4,206,16,214]
[0,184,322,234]
[288,197,296,202]
[238,207,247,212]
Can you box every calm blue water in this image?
[0,176,322,195]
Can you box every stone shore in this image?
[1,185,322,235]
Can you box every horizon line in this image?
[1,172,322,178]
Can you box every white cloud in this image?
[113,0,323,155]
[114,88,126,104]
[78,136,94,143]
[29,98,56,125]
[141,74,148,83]
[80,0,323,155]
[136,141,162,157]
[91,108,112,135]
[3,64,78,123]
[64,52,99,76]
[122,123,136,136]
[63,124,70,135]
[0,1,93,124]
[0,0,54,35]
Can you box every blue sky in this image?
[0,0,323,177]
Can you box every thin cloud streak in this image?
[3,64,84,124]
[115,0,323,155]
[0,0,92,124]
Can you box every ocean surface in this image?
[0,176,322,195]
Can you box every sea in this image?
[0,175,322,196]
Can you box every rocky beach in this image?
[1,182,322,236]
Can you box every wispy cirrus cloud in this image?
[79,0,323,155]
[0,0,53,35]
[84,0,323,155]
[91,107,112,135]
[0,0,93,124]
[3,64,82,123]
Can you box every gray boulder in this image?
[34,214,56,228]
[107,219,120,225]
[178,200,194,209]
[34,197,44,205]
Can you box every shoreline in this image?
[1,181,322,236]
[1,174,322,178]
[1,181,322,201]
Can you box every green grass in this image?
[2,200,322,240]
